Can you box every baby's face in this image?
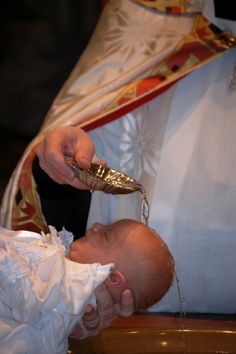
[69,222,123,264]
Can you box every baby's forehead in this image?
[109,221,132,233]
[106,223,132,242]
[111,220,142,230]
[107,221,153,245]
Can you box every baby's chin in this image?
[70,237,87,253]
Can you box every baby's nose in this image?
[92,222,104,232]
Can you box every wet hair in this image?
[127,243,174,310]
[112,220,175,310]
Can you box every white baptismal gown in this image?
[0,226,112,354]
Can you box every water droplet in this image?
[138,186,150,226]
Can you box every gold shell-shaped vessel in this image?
[66,159,143,195]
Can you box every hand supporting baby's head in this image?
[69,219,174,310]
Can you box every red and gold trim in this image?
[133,0,201,15]
[12,149,48,233]
[80,15,236,131]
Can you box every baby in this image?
[69,219,174,310]
[0,219,174,354]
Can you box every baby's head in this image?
[69,219,174,310]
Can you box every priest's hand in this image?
[36,126,95,189]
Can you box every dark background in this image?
[0,0,101,199]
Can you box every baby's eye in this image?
[103,231,109,242]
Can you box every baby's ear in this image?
[105,270,126,288]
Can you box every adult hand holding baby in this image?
[71,286,134,339]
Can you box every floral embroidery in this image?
[120,108,159,179]
[103,9,160,61]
